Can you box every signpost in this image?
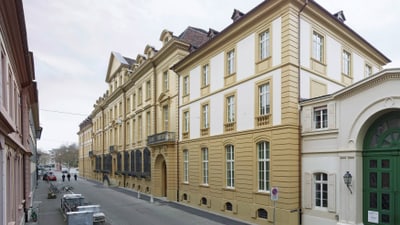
[271,187,278,225]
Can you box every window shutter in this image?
[302,107,312,132]
[328,173,336,212]
[304,172,312,209]
[328,103,336,129]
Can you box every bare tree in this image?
[50,143,79,168]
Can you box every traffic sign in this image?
[271,187,278,201]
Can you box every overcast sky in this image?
[22,0,400,151]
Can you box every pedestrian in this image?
[74,174,77,181]
[62,174,65,182]
[67,173,71,181]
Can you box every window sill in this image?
[223,187,236,192]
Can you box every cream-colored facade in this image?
[79,28,211,201]
[79,1,390,225]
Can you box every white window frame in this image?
[183,75,189,95]
[312,31,324,62]
[163,70,169,91]
[259,30,270,60]
[227,49,235,75]
[202,148,209,185]
[342,50,351,76]
[314,172,328,208]
[183,150,189,183]
[258,141,270,192]
[313,106,328,129]
[259,83,270,115]
[227,95,235,123]
[202,64,209,87]
[183,111,189,133]
[226,145,235,188]
[202,104,209,129]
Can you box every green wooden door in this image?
[363,156,397,225]
[363,111,400,225]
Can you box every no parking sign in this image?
[271,187,278,201]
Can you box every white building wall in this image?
[236,34,255,81]
[237,81,255,131]
[189,66,201,100]
[272,17,282,67]
[189,102,201,139]
[210,94,223,135]
[352,52,364,82]
[301,70,400,225]
[326,35,341,81]
[210,52,224,93]
[300,18,311,68]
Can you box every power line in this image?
[40,109,88,117]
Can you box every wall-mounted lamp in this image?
[343,171,353,194]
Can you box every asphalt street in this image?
[34,171,253,225]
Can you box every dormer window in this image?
[160,30,173,47]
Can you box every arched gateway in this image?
[363,111,400,225]
[154,154,167,197]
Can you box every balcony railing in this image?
[147,131,176,146]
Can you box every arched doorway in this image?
[363,111,400,225]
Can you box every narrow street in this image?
[50,172,251,225]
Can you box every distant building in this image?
[0,0,41,224]
[79,27,211,198]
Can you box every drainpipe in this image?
[176,69,180,202]
[297,1,308,224]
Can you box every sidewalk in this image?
[26,179,66,225]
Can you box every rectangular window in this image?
[126,97,131,114]
[202,104,209,129]
[202,64,209,87]
[138,87,143,105]
[163,105,169,131]
[259,30,270,60]
[163,70,169,91]
[258,141,270,192]
[227,49,235,75]
[226,145,235,188]
[183,111,189,133]
[202,148,209,185]
[0,49,5,105]
[312,31,324,62]
[314,106,328,129]
[183,75,189,95]
[138,116,142,140]
[132,93,136,109]
[183,150,189,183]
[365,64,372,77]
[146,111,151,136]
[315,173,328,208]
[146,80,151,99]
[259,83,270,115]
[342,50,351,76]
[226,95,235,123]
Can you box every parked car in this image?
[43,171,57,181]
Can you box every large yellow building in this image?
[79,27,211,200]
[79,1,389,224]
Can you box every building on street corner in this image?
[0,0,41,224]
[78,0,393,225]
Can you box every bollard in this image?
[137,191,141,199]
[150,195,154,203]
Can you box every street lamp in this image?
[343,171,353,194]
